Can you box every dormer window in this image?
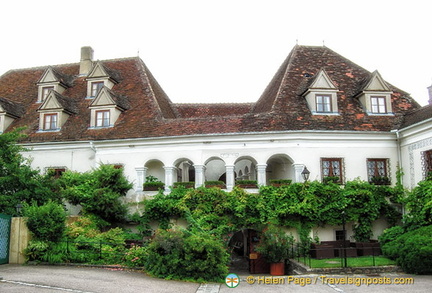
[371,96,387,114]
[355,71,393,115]
[0,97,24,133]
[37,91,77,132]
[91,81,104,98]
[89,87,129,129]
[43,113,58,130]
[42,86,54,101]
[316,94,332,113]
[37,67,72,103]
[96,110,110,127]
[86,61,119,99]
[300,69,339,115]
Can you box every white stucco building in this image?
[1,45,432,242]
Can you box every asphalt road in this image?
[1,264,431,293]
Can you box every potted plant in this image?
[255,225,294,276]
[322,176,341,184]
[204,180,226,189]
[173,181,195,189]
[143,175,164,191]
[269,179,292,187]
[235,180,258,188]
[370,176,391,185]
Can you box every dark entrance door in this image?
[248,229,270,274]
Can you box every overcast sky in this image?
[1,0,431,105]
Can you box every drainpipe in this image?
[392,129,405,216]
[393,130,403,186]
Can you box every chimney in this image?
[79,46,94,75]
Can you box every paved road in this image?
[1,264,431,293]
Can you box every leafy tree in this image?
[381,225,432,274]
[0,130,58,215]
[23,201,66,242]
[58,164,133,226]
[403,180,432,230]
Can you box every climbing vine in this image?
[138,179,403,244]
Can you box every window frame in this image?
[367,158,389,183]
[316,94,332,113]
[95,110,110,127]
[48,168,66,178]
[370,96,387,114]
[321,158,343,183]
[423,150,432,179]
[41,86,54,101]
[91,81,104,97]
[43,113,58,130]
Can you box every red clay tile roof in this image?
[0,97,25,117]
[0,45,423,143]
[174,103,253,118]
[400,104,432,129]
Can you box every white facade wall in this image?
[22,130,400,192]
[399,119,432,189]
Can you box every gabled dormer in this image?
[36,67,72,103]
[37,91,77,132]
[354,70,393,115]
[300,69,339,115]
[86,61,120,99]
[89,87,129,128]
[0,97,24,133]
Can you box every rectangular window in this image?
[367,159,389,184]
[42,86,54,101]
[424,150,432,179]
[91,81,104,97]
[48,168,66,178]
[371,96,387,113]
[44,113,58,130]
[321,158,343,183]
[335,230,346,241]
[316,94,332,113]
[96,110,110,127]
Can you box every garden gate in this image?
[0,213,12,264]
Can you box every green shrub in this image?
[382,225,432,274]
[235,180,257,185]
[204,180,225,186]
[143,181,165,189]
[144,228,229,282]
[59,164,132,225]
[403,180,432,230]
[255,225,294,263]
[378,226,405,246]
[124,245,147,268]
[24,201,66,242]
[25,240,50,261]
[173,182,194,188]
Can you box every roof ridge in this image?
[174,102,254,105]
[2,56,139,75]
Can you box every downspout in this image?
[393,129,405,216]
[394,130,403,186]
[89,141,97,167]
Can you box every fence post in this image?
[372,246,376,266]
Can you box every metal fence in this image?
[292,242,384,268]
[54,239,145,263]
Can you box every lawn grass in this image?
[298,256,396,268]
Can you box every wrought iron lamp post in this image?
[16,203,23,216]
[341,210,347,267]
[301,166,310,182]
